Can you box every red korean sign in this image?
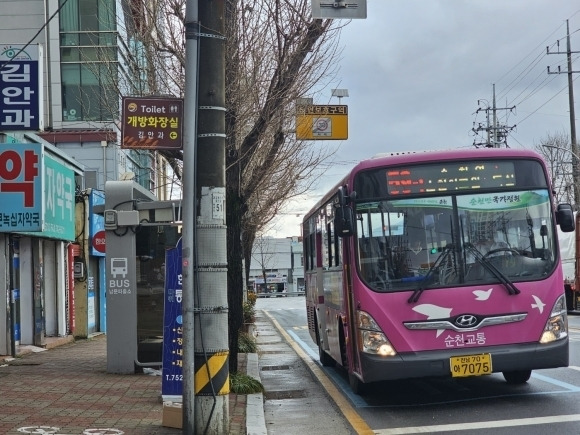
[121,96,184,150]
[0,143,42,232]
[92,230,106,253]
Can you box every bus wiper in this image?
[408,244,455,303]
[464,243,520,296]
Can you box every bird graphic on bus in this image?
[473,288,493,301]
[412,304,453,337]
[531,295,545,313]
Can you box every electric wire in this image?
[0,0,70,71]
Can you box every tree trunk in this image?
[226,162,244,373]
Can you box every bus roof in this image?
[304,147,545,220]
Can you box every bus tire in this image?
[348,372,367,395]
[502,370,531,384]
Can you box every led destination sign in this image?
[386,161,516,195]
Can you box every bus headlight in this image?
[540,294,568,344]
[358,311,397,356]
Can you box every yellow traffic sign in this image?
[296,105,348,140]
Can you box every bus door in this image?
[315,228,330,352]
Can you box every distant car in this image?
[257,286,273,297]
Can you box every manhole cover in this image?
[264,389,306,400]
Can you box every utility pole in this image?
[195,0,229,433]
[183,0,228,433]
[548,19,579,209]
[472,84,515,148]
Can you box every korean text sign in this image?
[162,238,183,397]
[0,44,41,130]
[0,142,43,231]
[121,96,183,150]
[42,154,75,240]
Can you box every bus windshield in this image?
[355,189,556,293]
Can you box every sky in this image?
[265,0,580,238]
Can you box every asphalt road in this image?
[257,296,580,434]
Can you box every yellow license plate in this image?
[450,353,492,377]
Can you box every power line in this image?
[0,0,70,71]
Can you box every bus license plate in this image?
[450,354,492,377]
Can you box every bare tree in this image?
[535,132,574,205]
[224,0,343,369]
[250,236,278,295]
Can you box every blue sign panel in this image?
[0,45,41,130]
[89,190,106,256]
[162,238,183,398]
[0,143,43,231]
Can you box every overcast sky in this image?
[267,0,580,238]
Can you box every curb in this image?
[245,352,267,435]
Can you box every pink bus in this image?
[303,148,575,394]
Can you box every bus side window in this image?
[334,222,342,266]
[316,231,323,268]
[326,222,333,268]
[309,232,316,270]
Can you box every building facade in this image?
[0,1,177,355]
[249,236,304,295]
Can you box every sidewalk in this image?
[0,310,352,435]
[0,335,258,435]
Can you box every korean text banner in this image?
[0,44,41,130]
[162,238,183,398]
[0,142,43,231]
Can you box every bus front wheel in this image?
[503,370,531,384]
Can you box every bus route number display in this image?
[386,161,516,195]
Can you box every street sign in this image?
[92,230,106,253]
[311,0,367,19]
[121,96,184,149]
[296,104,348,140]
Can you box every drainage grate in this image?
[5,361,42,366]
[261,364,291,371]
[264,389,306,400]
[259,350,292,354]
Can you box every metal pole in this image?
[565,20,579,209]
[182,0,199,432]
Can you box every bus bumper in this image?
[358,337,569,383]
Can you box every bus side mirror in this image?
[556,203,575,232]
[335,186,355,237]
[335,206,354,237]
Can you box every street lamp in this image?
[331,88,349,104]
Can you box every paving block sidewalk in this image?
[0,335,248,435]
